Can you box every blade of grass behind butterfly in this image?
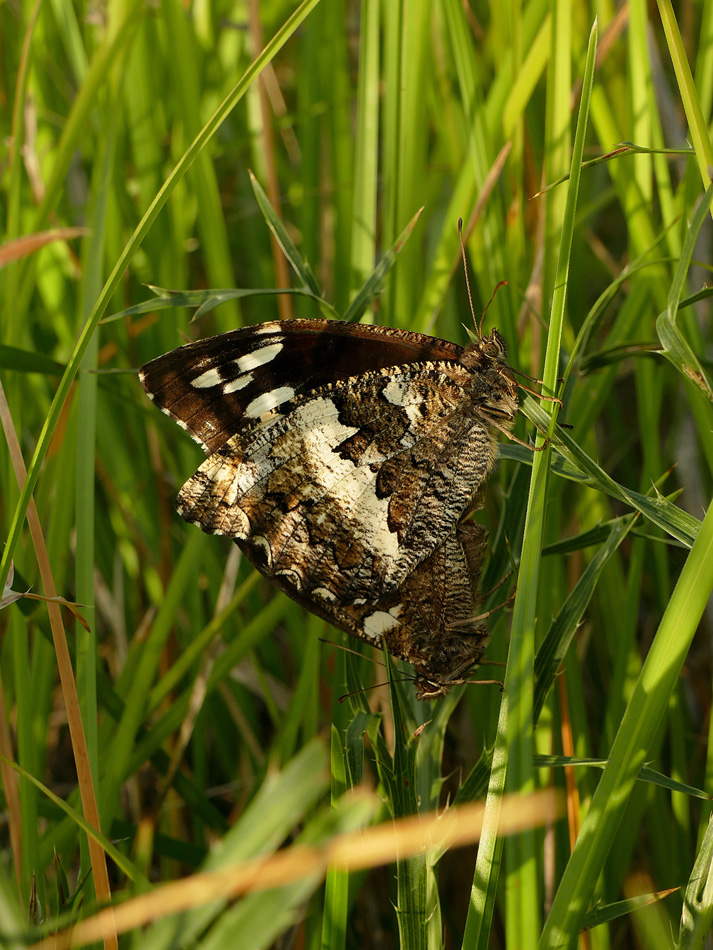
[387,667,434,950]
[9,0,144,325]
[322,707,383,950]
[321,726,349,950]
[342,207,424,324]
[657,0,713,184]
[656,180,713,401]
[320,1,353,319]
[249,169,322,297]
[103,287,339,325]
[195,790,378,950]
[413,688,463,815]
[675,810,713,949]
[378,3,432,332]
[348,0,380,304]
[538,455,713,948]
[73,86,120,898]
[412,0,551,342]
[534,755,711,801]
[163,0,240,328]
[502,20,597,950]
[533,513,638,725]
[521,399,701,547]
[133,739,330,950]
[0,346,65,375]
[274,613,322,763]
[0,0,324,599]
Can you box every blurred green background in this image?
[1,0,713,947]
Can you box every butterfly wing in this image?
[139,319,465,453]
[175,363,498,604]
[241,519,490,699]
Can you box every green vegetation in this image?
[1,1,712,947]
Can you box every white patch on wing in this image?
[191,367,223,389]
[362,606,401,642]
[382,377,423,425]
[254,322,281,335]
[223,373,252,394]
[313,586,337,603]
[180,393,404,570]
[234,342,283,373]
[273,396,400,560]
[246,386,296,418]
[276,567,302,588]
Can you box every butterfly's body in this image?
[140,319,519,698]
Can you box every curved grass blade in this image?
[342,207,423,324]
[249,169,321,295]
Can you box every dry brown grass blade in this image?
[0,381,118,950]
[29,788,562,950]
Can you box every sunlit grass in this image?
[1,1,712,948]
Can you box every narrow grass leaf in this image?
[583,888,680,931]
[534,514,637,723]
[250,169,321,295]
[0,758,148,888]
[539,493,713,947]
[676,814,713,949]
[522,399,701,546]
[656,180,713,399]
[342,207,423,324]
[534,756,712,800]
[655,0,713,182]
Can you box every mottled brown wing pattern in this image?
[239,520,490,700]
[174,364,500,605]
[139,319,465,453]
[140,318,520,699]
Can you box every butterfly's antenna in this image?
[318,637,387,670]
[458,217,480,338]
[458,218,508,339]
[337,677,411,704]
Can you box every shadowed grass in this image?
[1,2,712,948]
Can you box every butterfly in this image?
[139,316,523,699]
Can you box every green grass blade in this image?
[0,0,323,595]
[676,812,713,949]
[539,494,713,946]
[250,170,321,295]
[655,0,713,183]
[505,18,598,949]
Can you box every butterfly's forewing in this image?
[139,319,465,453]
[174,362,500,604]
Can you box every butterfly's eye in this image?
[482,329,507,360]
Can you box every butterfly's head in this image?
[462,326,509,365]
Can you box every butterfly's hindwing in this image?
[175,362,501,604]
[239,519,490,699]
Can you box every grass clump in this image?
[1,2,712,948]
